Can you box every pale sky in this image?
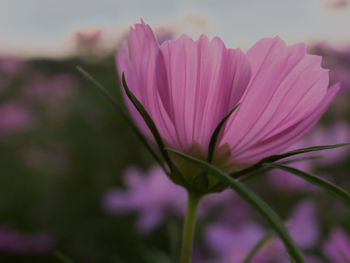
[1,0,350,57]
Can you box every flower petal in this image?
[236,83,340,162]
[157,35,251,151]
[116,21,181,147]
[222,37,331,162]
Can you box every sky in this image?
[1,0,350,57]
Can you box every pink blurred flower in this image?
[269,158,313,191]
[116,20,338,169]
[205,222,267,263]
[0,55,27,75]
[75,29,102,47]
[103,166,186,232]
[205,200,319,262]
[154,28,174,44]
[25,73,77,102]
[326,0,350,9]
[103,166,239,233]
[24,73,77,117]
[269,122,350,191]
[309,122,350,165]
[0,227,55,253]
[311,42,350,93]
[0,103,34,136]
[323,228,350,263]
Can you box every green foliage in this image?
[166,148,306,263]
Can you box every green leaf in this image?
[122,73,184,184]
[208,104,240,163]
[238,156,322,183]
[53,251,75,263]
[242,230,274,263]
[139,247,172,263]
[76,66,167,173]
[288,254,295,263]
[265,163,350,207]
[166,148,306,263]
[230,143,349,179]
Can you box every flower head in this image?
[116,20,338,189]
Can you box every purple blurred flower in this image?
[269,122,350,191]
[103,166,237,233]
[311,42,350,93]
[205,200,319,262]
[286,200,320,248]
[25,73,77,102]
[205,222,266,263]
[0,55,27,75]
[269,151,313,192]
[24,73,77,117]
[0,227,55,253]
[0,103,34,137]
[323,228,350,263]
[103,166,187,232]
[309,122,350,165]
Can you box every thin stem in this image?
[242,230,274,263]
[180,191,201,263]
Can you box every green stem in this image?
[180,191,201,263]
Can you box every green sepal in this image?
[121,73,185,186]
[207,104,240,163]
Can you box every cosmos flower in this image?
[103,165,240,233]
[323,228,350,263]
[0,103,34,137]
[116,20,338,170]
[204,200,320,263]
[103,166,186,232]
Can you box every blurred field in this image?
[0,31,350,263]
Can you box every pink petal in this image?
[236,83,340,162]
[157,34,251,151]
[222,37,331,162]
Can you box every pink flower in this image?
[0,55,27,75]
[103,165,239,233]
[103,166,186,232]
[0,103,34,136]
[205,200,320,262]
[116,20,338,168]
[269,122,350,191]
[323,228,350,263]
